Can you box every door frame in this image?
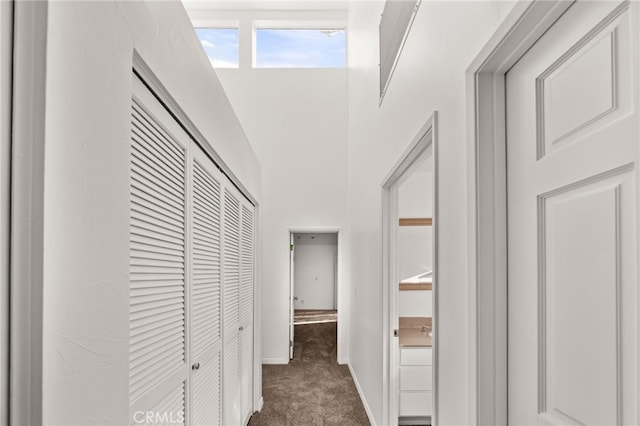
[0,1,12,424]
[381,112,438,426]
[10,1,48,424]
[288,228,344,363]
[466,1,574,424]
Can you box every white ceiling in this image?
[182,0,349,12]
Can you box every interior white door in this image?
[131,73,257,426]
[289,233,295,360]
[240,203,255,422]
[223,186,242,425]
[129,75,189,424]
[190,147,224,425]
[506,1,639,425]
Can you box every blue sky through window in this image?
[255,29,346,68]
[195,28,239,68]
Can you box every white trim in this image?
[348,363,376,426]
[288,227,345,364]
[261,358,289,365]
[381,113,438,426]
[10,2,47,424]
[252,203,263,414]
[465,1,574,424]
[183,1,348,13]
[0,2,11,424]
[191,19,240,29]
[252,19,347,29]
[379,0,422,105]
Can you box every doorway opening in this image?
[288,230,340,362]
[382,113,438,426]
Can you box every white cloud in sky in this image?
[255,29,346,67]
[200,39,215,49]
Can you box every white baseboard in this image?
[348,363,376,426]
[261,357,289,365]
[338,357,349,365]
[257,396,264,412]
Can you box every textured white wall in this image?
[216,66,349,363]
[186,8,350,364]
[41,1,261,424]
[399,291,432,318]
[293,233,337,310]
[346,1,516,424]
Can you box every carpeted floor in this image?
[248,322,370,426]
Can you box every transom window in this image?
[195,28,239,68]
[255,28,346,68]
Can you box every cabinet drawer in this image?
[400,366,432,391]
[400,347,432,366]
[399,391,433,416]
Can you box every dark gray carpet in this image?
[248,322,370,426]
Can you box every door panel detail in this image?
[536,2,631,160]
[537,166,632,425]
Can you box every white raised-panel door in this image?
[223,186,242,425]
[240,203,255,422]
[189,146,224,425]
[506,1,639,425]
[129,75,189,425]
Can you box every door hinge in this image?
[290,244,294,251]
[290,340,293,347]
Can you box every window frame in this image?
[194,21,240,69]
[252,20,347,69]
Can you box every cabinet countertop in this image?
[398,328,432,347]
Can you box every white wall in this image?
[399,168,433,280]
[347,1,515,424]
[185,7,350,364]
[293,233,337,309]
[399,170,433,218]
[399,291,432,318]
[40,1,261,424]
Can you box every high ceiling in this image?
[182,0,350,12]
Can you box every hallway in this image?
[4,1,640,424]
[248,323,369,425]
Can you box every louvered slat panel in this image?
[133,381,186,426]
[223,189,240,336]
[223,334,241,424]
[192,352,222,426]
[240,205,254,324]
[191,161,222,358]
[129,98,186,405]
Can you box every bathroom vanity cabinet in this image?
[399,346,433,417]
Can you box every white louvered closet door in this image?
[129,75,189,425]
[222,186,242,426]
[189,146,224,426]
[239,202,255,422]
[130,73,256,426]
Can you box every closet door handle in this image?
[192,362,200,370]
